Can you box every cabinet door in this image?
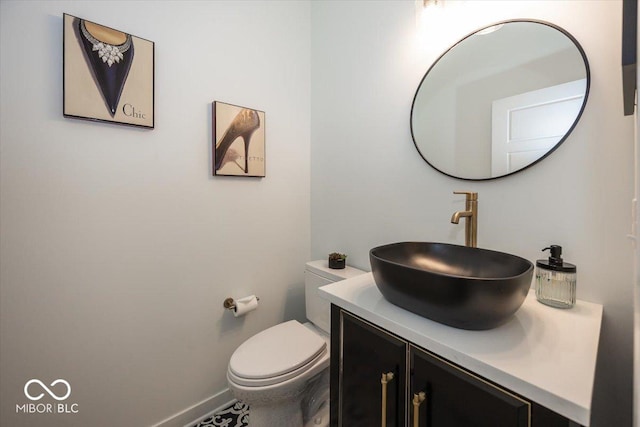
[331,307,407,426]
[410,345,530,427]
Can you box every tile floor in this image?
[192,401,249,427]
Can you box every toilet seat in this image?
[229,320,327,387]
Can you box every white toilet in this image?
[227,260,365,427]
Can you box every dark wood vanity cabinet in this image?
[411,345,528,427]
[332,304,407,426]
[330,306,581,427]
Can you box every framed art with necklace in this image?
[63,13,154,129]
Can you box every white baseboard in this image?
[151,388,235,427]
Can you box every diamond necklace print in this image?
[75,17,135,117]
[80,20,131,67]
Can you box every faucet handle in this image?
[453,191,478,201]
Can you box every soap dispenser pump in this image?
[535,245,577,308]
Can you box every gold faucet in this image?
[451,191,478,247]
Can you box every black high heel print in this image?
[76,18,134,117]
[215,109,261,173]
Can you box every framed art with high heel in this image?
[63,14,154,129]
[213,101,265,177]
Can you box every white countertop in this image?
[319,273,603,426]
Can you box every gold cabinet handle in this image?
[380,372,394,427]
[412,392,426,427]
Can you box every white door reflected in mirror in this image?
[491,79,587,176]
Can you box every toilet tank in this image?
[305,260,366,333]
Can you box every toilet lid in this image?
[229,320,326,381]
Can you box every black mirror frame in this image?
[410,19,591,181]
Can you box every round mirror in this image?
[411,20,590,180]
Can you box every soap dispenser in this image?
[535,245,577,308]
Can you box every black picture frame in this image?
[622,0,637,116]
[213,101,266,177]
[63,13,155,129]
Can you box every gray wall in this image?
[311,1,633,426]
[0,1,310,426]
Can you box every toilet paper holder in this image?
[223,296,260,311]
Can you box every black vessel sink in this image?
[370,242,534,330]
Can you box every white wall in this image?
[311,1,633,426]
[0,1,310,426]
